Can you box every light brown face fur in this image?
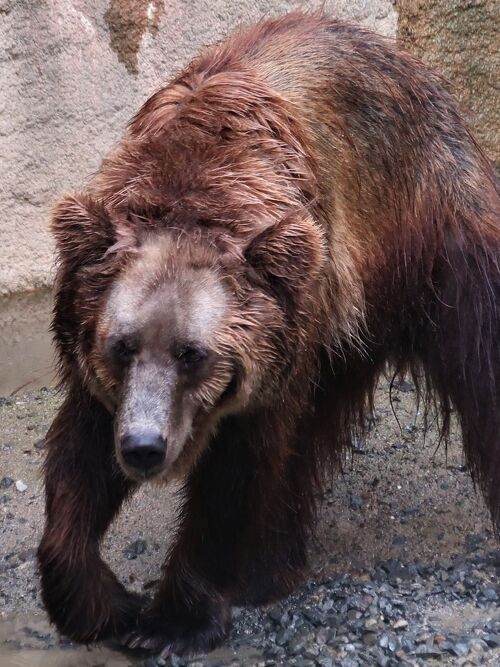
[90,234,287,481]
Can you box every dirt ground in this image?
[0,375,498,665]
[1,378,495,610]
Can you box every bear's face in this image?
[52,186,327,483]
[91,235,285,481]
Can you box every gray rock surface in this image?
[1,380,498,665]
[396,0,500,168]
[0,0,396,295]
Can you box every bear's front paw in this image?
[56,588,146,643]
[39,560,146,642]
[122,601,231,658]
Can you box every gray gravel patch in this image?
[1,384,499,666]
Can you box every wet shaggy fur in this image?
[38,11,500,657]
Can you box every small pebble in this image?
[316,658,333,667]
[123,538,147,560]
[482,586,498,601]
[350,495,363,511]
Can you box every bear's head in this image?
[50,74,328,481]
[51,191,326,482]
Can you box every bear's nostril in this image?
[121,432,166,472]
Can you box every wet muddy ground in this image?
[0,292,498,666]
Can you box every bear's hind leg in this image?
[422,238,500,531]
[38,382,142,643]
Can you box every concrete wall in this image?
[0,289,54,395]
[0,0,396,295]
[396,0,499,171]
[1,1,497,295]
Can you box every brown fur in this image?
[38,11,500,657]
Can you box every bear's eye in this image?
[174,343,208,369]
[110,336,139,365]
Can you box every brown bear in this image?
[38,10,500,658]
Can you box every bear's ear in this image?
[245,211,326,293]
[51,193,135,270]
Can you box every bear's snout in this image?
[120,430,167,474]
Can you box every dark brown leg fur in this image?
[420,238,500,530]
[37,381,142,642]
[124,412,314,656]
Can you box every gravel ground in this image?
[0,380,499,666]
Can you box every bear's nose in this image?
[121,431,166,473]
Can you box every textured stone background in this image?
[395,0,499,169]
[0,0,396,295]
[0,0,497,295]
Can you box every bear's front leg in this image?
[38,382,143,642]
[124,560,232,657]
[124,413,312,657]
[123,417,247,657]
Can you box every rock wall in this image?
[0,0,396,295]
[396,0,499,169]
[1,1,497,295]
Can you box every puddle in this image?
[0,615,136,667]
[0,614,258,666]
[0,290,56,396]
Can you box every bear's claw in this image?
[122,630,171,656]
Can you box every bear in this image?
[38,10,500,658]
